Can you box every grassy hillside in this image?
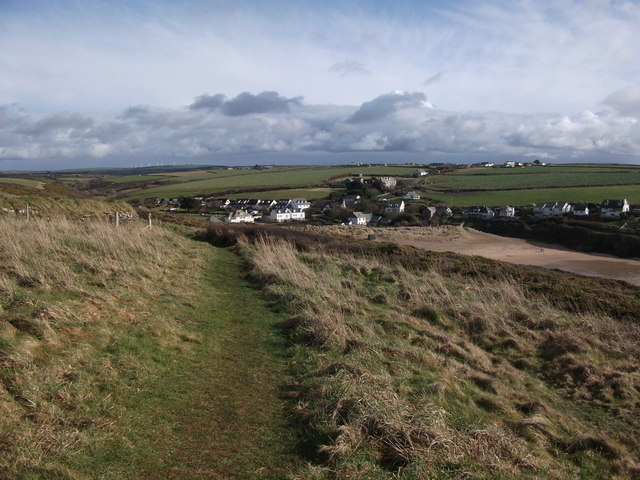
[0,216,301,479]
[202,224,640,479]
[0,196,136,220]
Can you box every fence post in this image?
[148,213,152,229]
[116,211,119,228]
[26,203,30,222]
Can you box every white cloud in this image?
[2,1,639,115]
[2,90,639,166]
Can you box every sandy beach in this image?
[308,225,640,285]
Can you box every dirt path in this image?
[307,225,640,285]
[140,246,301,479]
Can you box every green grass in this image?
[428,167,640,191]
[0,177,45,188]
[103,174,175,183]
[68,246,302,479]
[424,184,640,206]
[0,218,303,479]
[127,165,416,199]
[225,187,338,200]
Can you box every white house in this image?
[532,204,548,216]
[290,198,311,210]
[349,212,373,226]
[403,191,421,200]
[269,208,306,222]
[413,169,428,177]
[496,205,515,217]
[291,210,306,221]
[503,161,524,168]
[226,210,254,223]
[571,204,589,216]
[462,206,495,220]
[385,200,405,214]
[533,202,571,216]
[551,202,572,216]
[378,177,397,190]
[599,199,630,217]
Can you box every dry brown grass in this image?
[0,196,135,220]
[0,215,167,292]
[235,232,640,479]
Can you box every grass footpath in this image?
[0,217,302,479]
[133,246,303,479]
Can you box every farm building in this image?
[403,191,421,200]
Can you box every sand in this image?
[308,225,640,285]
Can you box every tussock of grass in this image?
[0,215,201,478]
[211,225,640,479]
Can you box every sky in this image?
[1,0,640,170]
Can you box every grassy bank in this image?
[0,196,135,220]
[425,184,640,206]
[0,216,301,478]
[204,225,640,479]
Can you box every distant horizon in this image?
[1,151,639,174]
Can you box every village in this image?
[152,168,635,227]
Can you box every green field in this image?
[425,184,640,207]
[0,177,45,188]
[224,187,337,200]
[126,165,416,198]
[428,166,640,191]
[104,174,175,183]
[46,163,639,208]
